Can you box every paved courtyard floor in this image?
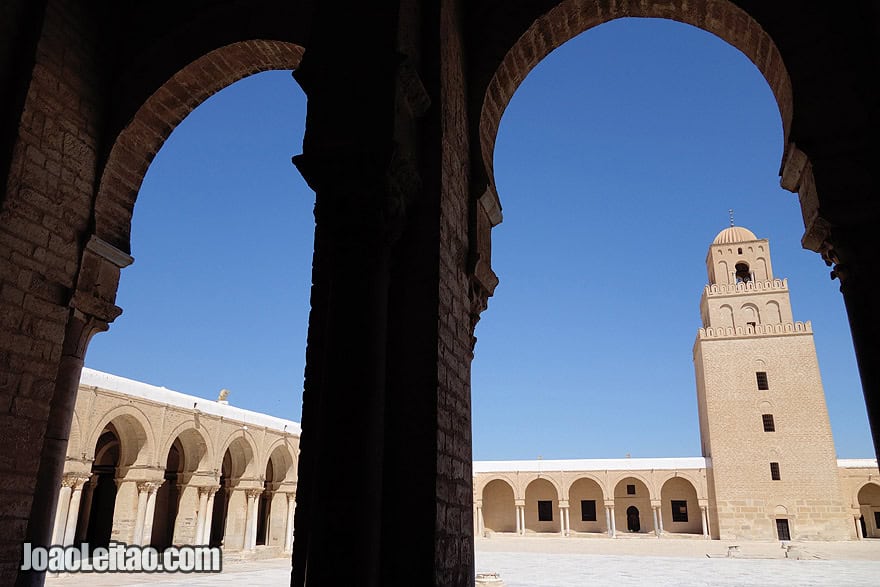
[45,537,880,586]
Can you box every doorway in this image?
[626,506,640,532]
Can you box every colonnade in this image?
[51,471,296,552]
[50,371,301,555]
[476,469,711,539]
[476,498,710,539]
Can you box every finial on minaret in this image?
[729,209,735,227]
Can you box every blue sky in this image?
[85,18,873,460]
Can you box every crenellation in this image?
[697,320,811,339]
[704,278,787,296]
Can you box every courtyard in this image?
[47,537,880,586]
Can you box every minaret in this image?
[693,226,852,540]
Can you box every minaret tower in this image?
[693,225,852,540]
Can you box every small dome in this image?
[713,226,758,244]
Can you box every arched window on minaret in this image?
[735,262,752,283]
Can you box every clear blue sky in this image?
[85,18,873,461]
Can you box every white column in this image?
[609,506,617,537]
[515,505,522,535]
[652,507,660,537]
[62,477,88,546]
[52,483,73,545]
[605,505,612,537]
[519,506,526,535]
[245,489,260,550]
[284,492,296,553]
[132,482,151,545]
[141,482,162,546]
[562,507,570,536]
[203,487,219,546]
[194,487,210,544]
[701,506,709,539]
[658,506,664,534]
[476,506,484,537]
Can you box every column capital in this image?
[61,473,90,489]
[286,491,297,504]
[558,500,569,509]
[136,480,163,494]
[68,235,134,330]
[197,485,219,498]
[514,499,525,507]
[246,488,263,499]
[604,500,615,508]
[292,145,417,248]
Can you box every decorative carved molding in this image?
[85,236,134,269]
[61,474,90,489]
[396,54,431,117]
[467,197,499,349]
[136,480,163,494]
[293,145,417,248]
[246,488,263,499]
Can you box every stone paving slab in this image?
[46,539,880,586]
[476,551,880,587]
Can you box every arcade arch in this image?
[660,477,701,535]
[614,477,653,534]
[481,479,516,534]
[524,478,560,533]
[568,477,606,534]
[1,3,878,585]
[857,483,880,539]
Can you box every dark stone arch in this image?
[94,39,305,254]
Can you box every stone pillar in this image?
[62,476,89,546]
[476,505,484,537]
[203,487,219,546]
[558,500,569,536]
[794,200,880,462]
[835,240,880,462]
[652,506,661,537]
[514,501,524,535]
[608,505,617,537]
[701,506,709,539]
[141,481,162,546]
[286,5,440,584]
[76,480,95,544]
[284,492,296,553]
[51,484,72,545]
[132,482,151,545]
[21,237,130,587]
[245,489,261,550]
[194,487,210,545]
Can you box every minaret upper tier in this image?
[699,226,797,332]
[706,226,773,285]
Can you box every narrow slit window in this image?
[762,414,775,432]
[770,462,781,480]
[756,371,769,390]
